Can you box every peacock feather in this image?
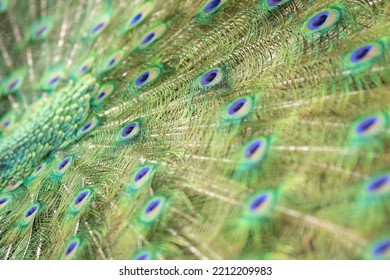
[0,0,389,260]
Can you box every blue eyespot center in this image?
[245,141,262,158]
[373,240,390,256]
[250,194,268,211]
[49,77,60,85]
[204,0,221,13]
[2,119,11,128]
[75,191,89,205]
[367,176,389,192]
[0,198,8,204]
[108,58,116,67]
[82,122,93,132]
[26,206,38,218]
[97,91,106,99]
[356,116,378,134]
[130,13,143,25]
[142,32,155,45]
[201,70,218,85]
[229,99,246,115]
[135,167,150,182]
[35,165,43,173]
[145,199,161,214]
[92,22,105,34]
[350,45,372,63]
[36,25,48,36]
[59,157,71,171]
[8,79,19,90]
[136,253,150,260]
[268,0,283,6]
[122,123,136,137]
[136,72,150,86]
[80,65,88,73]
[66,241,78,256]
[308,12,329,30]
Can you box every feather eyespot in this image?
[21,203,41,226]
[245,192,275,220]
[239,137,270,170]
[63,238,81,260]
[30,18,53,40]
[371,240,390,259]
[1,119,11,129]
[366,175,390,196]
[6,180,22,191]
[133,67,161,89]
[100,50,124,74]
[88,14,111,38]
[138,23,166,49]
[77,118,99,138]
[31,163,46,178]
[2,71,25,94]
[41,70,64,91]
[222,96,255,122]
[72,56,95,79]
[262,0,292,10]
[350,114,387,143]
[204,0,225,13]
[118,122,141,142]
[303,9,341,34]
[0,195,11,210]
[344,41,384,72]
[129,164,155,191]
[71,188,93,212]
[55,156,74,176]
[93,83,114,105]
[134,252,152,260]
[142,196,166,222]
[196,67,225,91]
[125,2,154,31]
